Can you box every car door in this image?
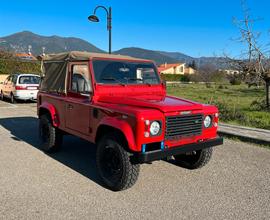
[1,77,8,96]
[11,75,18,93]
[3,76,11,97]
[65,62,93,136]
[7,75,14,97]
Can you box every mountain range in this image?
[0,31,227,68]
[0,31,103,55]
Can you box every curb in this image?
[218,123,270,146]
[218,131,270,146]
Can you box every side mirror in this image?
[0,82,3,85]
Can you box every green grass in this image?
[167,83,270,130]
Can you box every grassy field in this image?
[167,84,270,130]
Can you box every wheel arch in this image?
[38,102,59,127]
[95,120,137,152]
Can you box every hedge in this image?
[0,59,41,75]
[160,73,190,82]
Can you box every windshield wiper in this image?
[126,78,152,86]
[126,78,143,81]
[101,77,125,86]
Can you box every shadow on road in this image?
[0,117,103,187]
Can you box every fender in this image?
[98,117,137,152]
[39,102,59,127]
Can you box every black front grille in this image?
[165,114,203,140]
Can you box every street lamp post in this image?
[88,6,112,54]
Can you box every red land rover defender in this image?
[38,51,223,191]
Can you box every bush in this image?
[230,78,242,85]
[211,71,227,83]
[209,100,247,122]
[217,84,229,89]
[250,99,268,111]
[245,112,270,129]
[188,73,201,83]
[218,85,225,89]
[206,83,212,88]
[180,74,191,82]
[0,59,41,75]
[160,74,190,82]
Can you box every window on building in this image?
[180,66,184,72]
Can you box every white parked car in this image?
[0,74,40,103]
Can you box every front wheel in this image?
[96,133,140,191]
[174,147,213,169]
[39,114,62,153]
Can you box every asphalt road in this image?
[0,100,269,220]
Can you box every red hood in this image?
[97,95,203,113]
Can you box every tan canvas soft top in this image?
[40,51,151,93]
[42,51,149,62]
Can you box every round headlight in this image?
[204,116,212,128]
[150,121,161,135]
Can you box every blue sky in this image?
[0,0,269,57]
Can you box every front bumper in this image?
[134,137,223,163]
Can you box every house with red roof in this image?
[158,63,196,75]
[15,53,37,61]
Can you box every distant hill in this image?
[114,47,180,65]
[0,31,104,55]
[115,47,229,68]
[158,51,194,63]
[196,56,230,69]
[0,31,230,68]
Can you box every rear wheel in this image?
[96,133,140,191]
[39,114,62,153]
[174,147,213,169]
[0,91,4,101]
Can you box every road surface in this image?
[0,101,269,220]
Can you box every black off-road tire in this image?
[96,133,140,191]
[39,114,62,153]
[10,93,17,104]
[174,147,213,169]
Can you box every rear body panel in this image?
[13,89,39,100]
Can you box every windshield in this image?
[19,75,40,84]
[93,60,160,85]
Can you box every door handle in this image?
[67,104,73,110]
